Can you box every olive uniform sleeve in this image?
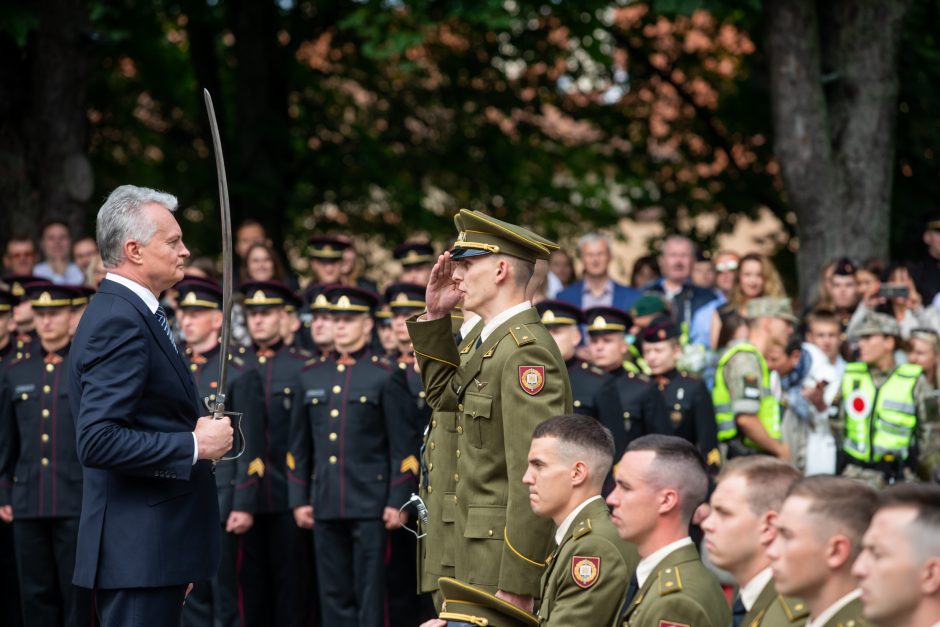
[631,593,721,627]
[914,375,940,481]
[498,344,569,596]
[408,315,462,412]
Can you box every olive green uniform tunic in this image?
[742,579,808,627]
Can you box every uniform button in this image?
[573,400,581,408]
[311,399,319,405]
[456,449,461,458]
[454,473,459,482]
[329,455,338,464]
[418,391,426,399]
[46,363,54,373]
[431,419,437,428]
[20,393,27,401]
[337,364,346,372]
[377,474,383,481]
[674,403,681,410]
[487,529,494,537]
[623,411,631,418]
[429,442,435,450]
[332,385,342,394]
[428,462,434,471]
[329,432,338,441]
[190,364,198,372]
[41,434,50,443]
[258,356,267,364]
[284,387,291,395]
[359,396,367,403]
[456,426,463,434]
[41,409,50,418]
[427,485,433,494]
[209,394,216,401]
[457,403,463,411]
[41,458,49,467]
[43,385,51,394]
[330,409,339,418]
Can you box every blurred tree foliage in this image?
[1,0,937,287]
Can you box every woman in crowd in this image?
[848,262,940,341]
[242,242,288,283]
[907,328,940,389]
[710,252,785,348]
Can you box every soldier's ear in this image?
[570,460,589,487]
[759,511,778,546]
[922,556,940,595]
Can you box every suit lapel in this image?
[98,280,199,407]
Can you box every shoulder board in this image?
[571,518,592,540]
[658,565,683,596]
[7,356,28,368]
[509,324,537,347]
[301,358,322,370]
[288,348,311,360]
[589,365,607,376]
[777,596,808,622]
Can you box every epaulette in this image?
[777,596,809,622]
[301,358,320,370]
[227,355,244,368]
[6,355,28,369]
[509,324,537,347]
[288,347,311,360]
[371,355,393,371]
[588,365,606,376]
[658,565,683,596]
[571,518,592,540]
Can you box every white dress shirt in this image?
[636,537,694,588]
[805,589,861,627]
[739,567,774,611]
[105,272,198,464]
[554,495,603,546]
[480,301,532,344]
[459,313,481,342]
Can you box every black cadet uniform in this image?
[384,283,434,625]
[0,287,20,627]
[641,319,721,473]
[175,278,266,627]
[0,285,94,627]
[287,286,415,627]
[585,307,671,460]
[536,300,612,418]
[239,281,316,627]
[3,276,50,362]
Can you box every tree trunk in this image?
[0,32,34,245]
[764,0,910,308]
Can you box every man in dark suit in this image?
[556,233,640,312]
[69,185,234,627]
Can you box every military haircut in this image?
[804,308,840,330]
[627,434,708,524]
[532,414,615,482]
[875,482,940,558]
[717,456,802,516]
[503,254,535,289]
[786,475,877,555]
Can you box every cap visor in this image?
[449,247,491,261]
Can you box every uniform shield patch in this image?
[519,366,545,395]
[571,556,600,589]
[658,622,690,627]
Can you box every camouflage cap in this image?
[745,297,798,324]
[852,312,901,339]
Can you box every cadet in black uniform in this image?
[0,288,17,366]
[640,318,721,473]
[176,278,265,627]
[240,280,316,627]
[0,285,94,627]
[3,276,48,361]
[535,300,611,418]
[287,285,414,627]
[393,241,436,286]
[585,306,671,460]
[0,286,21,627]
[384,282,433,625]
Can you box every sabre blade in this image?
[204,88,233,419]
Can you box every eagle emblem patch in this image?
[571,556,600,589]
[519,366,545,395]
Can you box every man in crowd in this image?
[2,237,38,277]
[32,221,83,285]
[713,297,795,460]
[0,288,16,365]
[767,475,876,626]
[692,250,716,291]
[641,318,720,472]
[827,258,860,332]
[701,457,806,627]
[853,483,940,627]
[175,277,265,627]
[586,306,670,458]
[71,237,99,277]
[239,279,315,627]
[536,300,611,418]
[0,284,94,626]
[395,241,436,286]
[913,211,940,304]
[407,209,571,611]
[646,236,718,330]
[288,285,413,627]
[557,232,640,312]
[607,434,729,626]
[307,235,347,286]
[525,414,638,626]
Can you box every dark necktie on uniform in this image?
[154,305,178,353]
[731,595,747,627]
[617,573,639,624]
[475,336,483,349]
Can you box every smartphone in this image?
[877,283,909,299]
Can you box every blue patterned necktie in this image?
[732,595,747,627]
[155,305,178,353]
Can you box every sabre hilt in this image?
[399,493,429,539]
[203,395,245,462]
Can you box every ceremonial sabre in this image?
[203,88,244,460]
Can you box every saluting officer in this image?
[287,285,414,627]
[640,317,721,473]
[175,277,265,627]
[586,307,671,460]
[0,284,94,627]
[239,280,315,627]
[536,300,612,418]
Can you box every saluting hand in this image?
[424,253,462,320]
[194,415,234,460]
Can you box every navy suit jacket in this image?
[557,279,641,312]
[69,278,220,589]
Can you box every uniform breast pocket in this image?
[462,392,492,449]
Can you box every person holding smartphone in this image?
[847,262,940,343]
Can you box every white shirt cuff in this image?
[192,432,199,465]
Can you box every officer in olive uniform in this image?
[394,241,436,286]
[535,300,612,418]
[385,282,434,624]
[175,278,265,627]
[239,280,315,627]
[288,285,414,627]
[713,298,796,460]
[820,312,938,487]
[0,284,94,627]
[586,307,671,460]
[640,318,720,473]
[407,210,572,601]
[438,577,538,627]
